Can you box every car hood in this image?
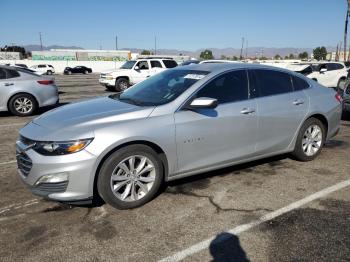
[20,96,155,141]
[102,68,128,75]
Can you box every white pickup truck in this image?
[99,58,178,91]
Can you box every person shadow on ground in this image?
[209,232,249,262]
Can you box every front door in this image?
[174,70,258,174]
[131,60,150,84]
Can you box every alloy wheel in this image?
[110,155,156,202]
[14,97,33,114]
[302,124,323,156]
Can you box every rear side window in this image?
[292,76,309,91]
[162,60,178,68]
[327,63,344,71]
[0,69,6,79]
[38,65,45,68]
[250,69,293,97]
[150,61,162,68]
[196,70,248,104]
[6,69,20,79]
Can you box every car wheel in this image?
[291,117,326,161]
[8,93,37,116]
[337,78,346,90]
[97,145,164,209]
[84,70,88,74]
[115,78,129,92]
[47,70,52,75]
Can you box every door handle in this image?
[4,83,14,86]
[293,99,304,105]
[240,108,255,114]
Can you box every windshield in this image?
[121,60,136,69]
[110,69,209,106]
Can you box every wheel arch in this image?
[115,76,130,82]
[92,140,169,200]
[306,113,329,136]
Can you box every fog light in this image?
[35,172,69,185]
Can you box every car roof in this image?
[176,62,296,74]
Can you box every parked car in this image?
[289,62,347,89]
[181,60,200,66]
[17,63,342,209]
[342,79,350,113]
[64,66,92,75]
[99,58,178,92]
[0,65,58,116]
[30,64,55,75]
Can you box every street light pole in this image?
[115,35,118,50]
[344,0,350,62]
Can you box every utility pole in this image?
[39,32,43,50]
[344,0,350,62]
[240,37,244,60]
[245,39,248,60]
[154,36,157,55]
[115,35,118,50]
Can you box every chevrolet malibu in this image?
[16,63,342,209]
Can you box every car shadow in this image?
[209,232,249,262]
[0,102,70,118]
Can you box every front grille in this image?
[35,181,68,193]
[16,151,32,177]
[100,74,106,78]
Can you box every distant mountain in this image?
[23,45,84,52]
[21,44,336,58]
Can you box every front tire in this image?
[97,145,164,209]
[115,77,129,92]
[292,118,326,161]
[8,93,37,116]
[47,70,52,75]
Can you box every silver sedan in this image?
[17,63,342,209]
[0,65,58,116]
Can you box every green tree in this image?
[141,50,151,55]
[298,51,308,60]
[200,49,214,60]
[232,56,238,61]
[313,46,327,61]
[284,55,289,59]
[288,53,295,59]
[274,54,282,60]
[220,55,227,60]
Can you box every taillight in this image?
[335,93,343,103]
[37,80,54,85]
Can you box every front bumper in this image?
[99,78,115,87]
[16,143,98,202]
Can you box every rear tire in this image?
[84,70,88,74]
[47,70,52,75]
[97,145,164,209]
[291,117,326,161]
[337,78,346,90]
[8,93,37,116]
[115,77,129,92]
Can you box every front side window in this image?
[38,65,45,68]
[250,69,293,97]
[150,61,162,68]
[121,60,136,69]
[196,70,248,104]
[112,69,209,106]
[136,61,149,70]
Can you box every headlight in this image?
[33,138,93,156]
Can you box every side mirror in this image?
[188,97,218,109]
[134,65,140,70]
[320,68,327,73]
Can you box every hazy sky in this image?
[0,0,347,50]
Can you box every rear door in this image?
[0,68,21,110]
[174,70,258,173]
[249,69,309,154]
[150,60,165,75]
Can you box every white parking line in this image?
[159,178,350,262]
[0,199,39,215]
[0,160,16,166]
[0,123,26,128]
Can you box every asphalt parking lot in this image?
[0,74,350,262]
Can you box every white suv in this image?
[99,58,178,91]
[30,64,55,75]
[307,62,348,88]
